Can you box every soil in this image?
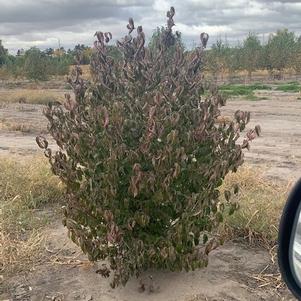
[2,222,294,301]
[223,90,301,183]
[1,88,300,300]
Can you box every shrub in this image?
[37,7,260,287]
[241,33,262,79]
[47,56,70,76]
[265,29,297,76]
[24,47,49,81]
[4,55,25,78]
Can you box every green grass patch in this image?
[275,82,301,93]
[219,83,272,100]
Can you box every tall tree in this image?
[206,39,231,81]
[44,48,54,56]
[242,33,262,79]
[148,26,184,58]
[72,44,91,64]
[265,29,296,76]
[23,47,49,81]
[292,36,301,74]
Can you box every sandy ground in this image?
[3,222,294,301]
[1,89,300,300]
[0,103,55,155]
[223,90,301,183]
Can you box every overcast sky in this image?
[1,0,301,53]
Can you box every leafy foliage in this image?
[1,28,301,81]
[0,40,8,66]
[0,46,70,79]
[241,33,262,79]
[148,26,184,58]
[204,30,301,80]
[292,38,301,74]
[3,55,26,78]
[37,7,260,287]
[205,39,233,80]
[265,29,297,76]
[23,47,50,81]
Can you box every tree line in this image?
[0,28,300,81]
[0,43,92,80]
[205,29,301,80]
[0,41,123,81]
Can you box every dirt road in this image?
[223,90,301,182]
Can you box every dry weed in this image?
[0,89,65,105]
[220,166,291,248]
[0,120,33,133]
[0,156,63,275]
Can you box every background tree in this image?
[0,40,8,66]
[53,46,66,58]
[241,33,262,79]
[23,47,50,81]
[44,48,54,56]
[225,46,244,80]
[148,26,184,58]
[69,44,92,65]
[206,39,231,81]
[48,56,70,76]
[265,29,296,77]
[107,45,122,61]
[291,36,301,74]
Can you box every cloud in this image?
[0,0,300,53]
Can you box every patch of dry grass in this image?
[0,67,11,80]
[0,119,33,133]
[0,89,65,105]
[0,231,45,276]
[220,166,291,248]
[215,115,232,125]
[217,167,292,294]
[0,156,63,275]
[79,64,91,79]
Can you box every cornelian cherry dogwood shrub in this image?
[37,7,260,287]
